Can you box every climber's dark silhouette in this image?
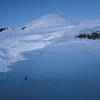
[24,76,28,81]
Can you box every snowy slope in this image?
[75,19,100,35]
[0,14,100,72]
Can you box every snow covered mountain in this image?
[0,14,100,72]
[25,14,76,33]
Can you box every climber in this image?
[24,76,28,81]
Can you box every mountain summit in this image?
[25,14,75,32]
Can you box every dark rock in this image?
[75,31,100,40]
[0,28,8,32]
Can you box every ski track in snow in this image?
[0,14,100,72]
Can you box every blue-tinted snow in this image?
[0,14,100,99]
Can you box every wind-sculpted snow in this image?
[0,34,47,72]
[0,28,74,72]
[0,32,55,72]
[0,14,100,72]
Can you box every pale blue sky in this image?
[0,0,100,27]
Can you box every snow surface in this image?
[0,14,100,72]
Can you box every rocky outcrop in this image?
[75,31,100,40]
[0,28,8,32]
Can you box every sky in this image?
[0,0,100,27]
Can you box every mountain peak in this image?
[25,14,75,32]
[40,14,65,19]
